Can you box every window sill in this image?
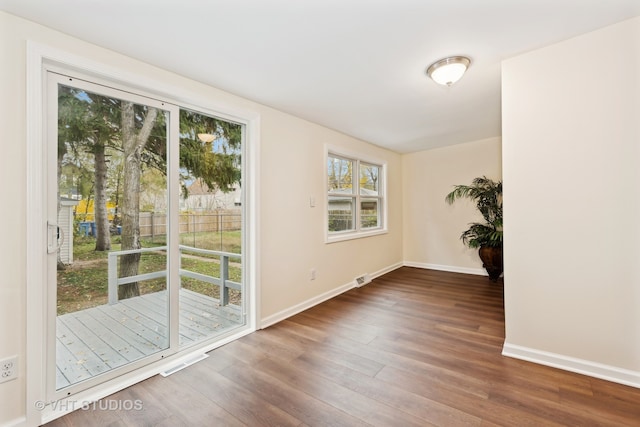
[325,228,387,244]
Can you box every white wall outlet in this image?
[0,356,18,383]
[310,268,317,280]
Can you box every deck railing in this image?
[107,245,242,305]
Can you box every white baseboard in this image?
[259,262,403,329]
[259,282,354,329]
[502,343,640,389]
[403,261,487,276]
[3,416,26,427]
[179,261,640,391]
[370,262,404,280]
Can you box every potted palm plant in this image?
[445,176,503,282]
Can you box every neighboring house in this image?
[58,197,79,265]
[181,178,242,211]
[328,187,378,210]
[328,187,380,230]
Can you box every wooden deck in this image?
[56,288,243,389]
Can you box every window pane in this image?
[56,83,170,390]
[177,109,244,348]
[328,196,355,232]
[360,198,379,228]
[359,163,380,195]
[328,156,354,193]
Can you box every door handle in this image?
[47,221,64,254]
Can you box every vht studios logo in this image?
[34,399,143,411]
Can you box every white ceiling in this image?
[2,1,640,153]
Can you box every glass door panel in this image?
[53,78,171,391]
[177,109,245,347]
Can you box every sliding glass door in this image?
[48,73,175,396]
[47,71,246,400]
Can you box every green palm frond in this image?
[446,176,503,248]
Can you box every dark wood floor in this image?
[46,267,640,426]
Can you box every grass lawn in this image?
[57,232,242,315]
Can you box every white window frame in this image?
[325,146,387,243]
[26,41,261,425]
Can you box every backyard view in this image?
[57,227,242,315]
[53,75,245,390]
[56,81,243,314]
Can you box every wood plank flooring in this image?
[56,288,243,389]
[46,267,640,426]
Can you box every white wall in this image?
[0,11,403,426]
[259,105,404,325]
[0,12,29,426]
[502,17,640,385]
[402,137,502,274]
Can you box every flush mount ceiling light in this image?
[426,56,471,86]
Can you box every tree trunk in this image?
[83,191,92,221]
[94,143,111,251]
[113,164,122,226]
[118,102,158,300]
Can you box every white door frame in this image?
[26,41,261,425]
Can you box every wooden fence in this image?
[139,210,241,238]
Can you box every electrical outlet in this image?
[310,268,317,280]
[0,356,18,383]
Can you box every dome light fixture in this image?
[197,133,215,143]
[426,56,471,86]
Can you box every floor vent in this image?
[355,274,371,287]
[160,353,209,377]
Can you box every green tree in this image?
[58,86,121,251]
[58,85,243,300]
[179,109,242,196]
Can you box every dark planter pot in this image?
[478,246,503,282]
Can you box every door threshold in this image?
[159,353,209,377]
